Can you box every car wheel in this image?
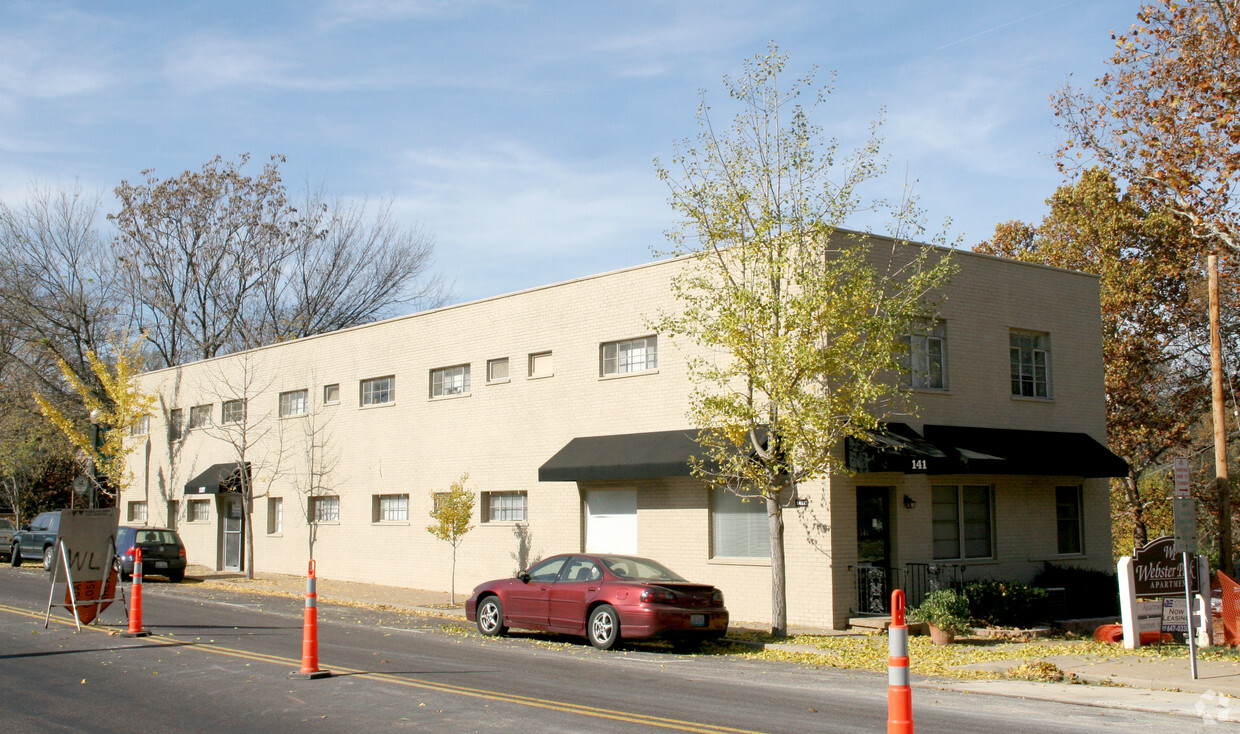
[42,546,55,572]
[8,545,19,567]
[587,604,620,650]
[167,570,185,583]
[476,596,507,636]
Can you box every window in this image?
[222,399,245,424]
[127,501,147,523]
[601,336,658,376]
[168,409,184,440]
[1056,485,1084,555]
[373,493,409,522]
[267,497,283,534]
[526,556,567,582]
[361,376,395,406]
[932,485,994,560]
[167,500,179,530]
[279,389,308,417]
[482,491,527,522]
[312,495,340,523]
[711,488,770,558]
[431,365,470,397]
[323,384,340,404]
[130,415,150,436]
[901,320,947,390]
[1010,330,1051,398]
[188,499,210,522]
[487,358,509,382]
[188,404,212,430]
[528,351,553,378]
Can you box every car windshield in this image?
[600,556,686,582]
[133,530,179,545]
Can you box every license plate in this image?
[691,614,706,627]
[155,561,168,569]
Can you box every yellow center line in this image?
[0,603,764,734]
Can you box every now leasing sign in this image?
[1132,536,1199,597]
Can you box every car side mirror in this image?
[21,525,30,532]
[518,571,531,583]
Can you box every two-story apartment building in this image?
[120,235,1125,629]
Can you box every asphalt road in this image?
[0,565,1224,733]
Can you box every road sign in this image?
[1173,457,1191,498]
[1173,497,1198,554]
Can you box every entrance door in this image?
[856,486,892,614]
[222,495,244,571]
[584,489,637,554]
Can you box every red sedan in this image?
[465,553,729,650]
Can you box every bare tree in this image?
[250,192,449,344]
[286,390,339,562]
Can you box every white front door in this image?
[222,495,244,571]
[585,489,637,555]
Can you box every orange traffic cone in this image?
[122,547,151,638]
[290,559,330,679]
[888,589,913,733]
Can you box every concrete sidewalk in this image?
[187,566,1240,724]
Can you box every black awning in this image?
[184,462,251,495]
[539,429,702,482]
[922,425,1128,478]
[845,422,949,474]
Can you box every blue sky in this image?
[0,1,1138,305]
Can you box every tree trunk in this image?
[1210,254,1233,577]
[450,547,457,605]
[244,489,255,580]
[1125,473,1149,549]
[767,491,787,638]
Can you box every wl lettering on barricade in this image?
[43,508,122,631]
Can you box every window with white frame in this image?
[188,404,212,430]
[1056,485,1084,555]
[222,399,245,424]
[901,320,947,390]
[323,384,340,404]
[487,357,509,382]
[373,493,409,522]
[188,499,210,522]
[482,491,527,522]
[1010,330,1051,398]
[431,365,470,397]
[312,495,340,523]
[279,389,308,417]
[601,336,658,376]
[130,414,150,436]
[711,488,770,558]
[127,501,147,523]
[168,409,184,440]
[932,484,994,560]
[361,376,395,406]
[528,351,553,378]
[267,497,283,534]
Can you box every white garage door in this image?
[585,489,637,554]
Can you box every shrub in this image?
[963,580,1049,628]
[908,588,972,636]
[1032,563,1120,618]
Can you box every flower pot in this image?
[927,623,955,645]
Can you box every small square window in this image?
[601,336,658,376]
[188,499,210,522]
[279,389,308,417]
[188,404,212,430]
[482,491,527,522]
[361,376,395,406]
[528,351,553,378]
[431,365,470,397]
[130,415,150,436]
[487,358,509,383]
[373,493,410,522]
[323,384,340,404]
[222,399,246,424]
[127,501,147,523]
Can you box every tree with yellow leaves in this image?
[32,337,155,505]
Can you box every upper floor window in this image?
[188,404,212,430]
[323,384,340,404]
[279,389,308,417]
[901,320,947,390]
[361,376,395,406]
[601,336,658,376]
[222,399,246,424]
[431,365,470,397]
[130,415,150,436]
[1010,330,1051,398]
[487,357,509,383]
[528,351,553,378]
[168,409,184,440]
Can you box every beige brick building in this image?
[120,235,1124,629]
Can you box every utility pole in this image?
[1210,253,1232,578]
